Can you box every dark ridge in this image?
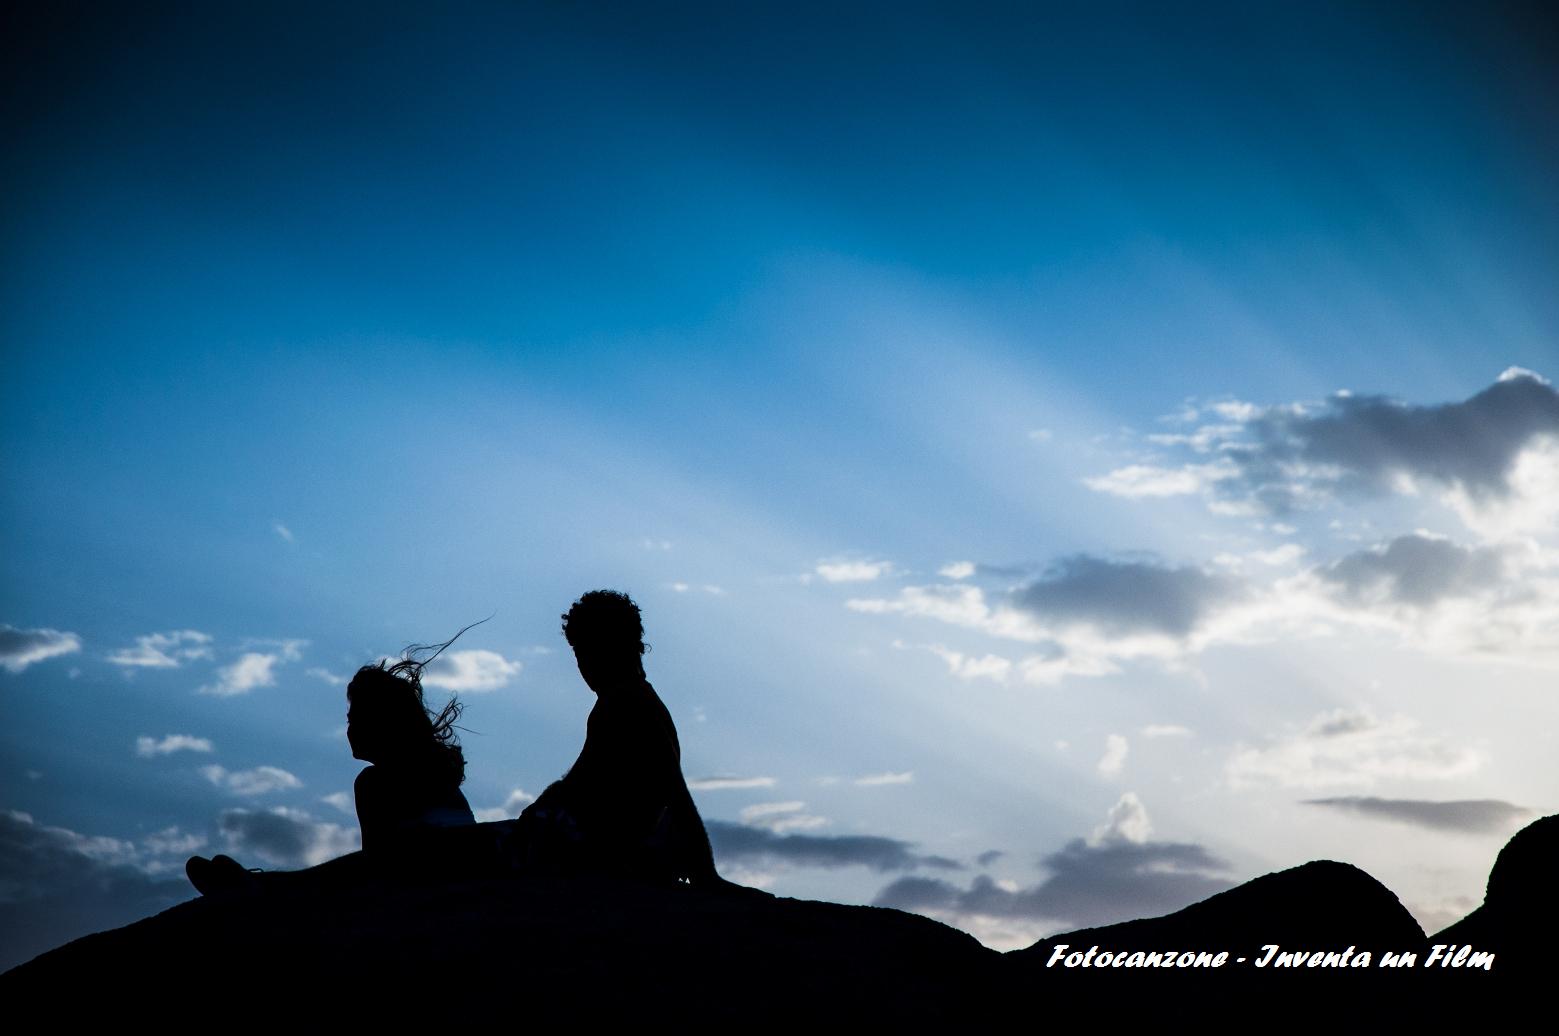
[5,816,1549,1021]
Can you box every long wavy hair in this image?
[347,623,482,785]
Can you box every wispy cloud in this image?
[135,734,213,757]
[854,771,914,787]
[814,559,895,583]
[1303,796,1531,834]
[1227,708,1481,789]
[688,775,777,791]
[0,625,82,674]
[707,820,960,873]
[738,801,827,833]
[201,764,303,796]
[198,640,306,696]
[109,630,212,669]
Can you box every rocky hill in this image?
[5,816,1546,1020]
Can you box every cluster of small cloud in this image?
[851,524,1559,687]
[850,555,1250,684]
[1225,707,1481,790]
[1086,369,1559,537]
[841,377,1558,689]
[0,811,197,971]
[217,807,359,868]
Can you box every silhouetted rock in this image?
[1434,813,1558,980]
[1020,859,1426,962]
[7,825,1544,1020]
[0,874,998,1022]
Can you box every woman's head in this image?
[346,657,465,782]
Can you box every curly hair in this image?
[561,589,648,658]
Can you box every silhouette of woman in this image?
[346,658,475,853]
[186,638,477,894]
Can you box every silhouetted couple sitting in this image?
[187,590,728,895]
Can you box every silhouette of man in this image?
[522,590,726,887]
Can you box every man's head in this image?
[562,589,647,692]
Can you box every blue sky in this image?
[4,1,1558,966]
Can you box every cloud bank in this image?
[1303,796,1531,834]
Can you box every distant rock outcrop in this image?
[1433,813,1558,979]
[5,817,1547,1020]
[1019,858,1427,963]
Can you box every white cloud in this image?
[849,583,1046,642]
[135,734,213,757]
[670,582,726,595]
[108,630,212,668]
[688,775,777,791]
[928,644,1012,682]
[201,764,303,796]
[1498,365,1549,385]
[1226,708,1481,790]
[0,625,82,673]
[739,801,828,833]
[816,559,895,583]
[474,788,536,823]
[306,667,346,685]
[199,651,281,696]
[421,649,522,692]
[1097,734,1129,777]
[1092,791,1152,844]
[855,771,914,786]
[272,521,294,543]
[1083,461,1237,498]
[938,561,976,580]
[1443,435,1559,540]
[320,791,353,814]
[1141,724,1193,739]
